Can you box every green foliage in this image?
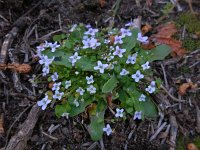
[148,45,171,62]
[88,100,106,141]
[102,75,118,93]
[161,2,174,15]
[37,24,172,141]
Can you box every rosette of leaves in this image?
[39,24,171,141]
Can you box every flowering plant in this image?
[36,23,171,140]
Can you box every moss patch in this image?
[176,12,200,33]
[183,39,200,51]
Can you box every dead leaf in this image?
[179,82,198,95]
[154,22,177,38]
[106,93,113,107]
[141,42,156,50]
[187,143,199,150]
[98,0,105,8]
[151,22,186,57]
[48,82,54,89]
[142,24,152,35]
[0,114,4,134]
[109,35,115,45]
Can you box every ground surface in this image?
[0,0,200,150]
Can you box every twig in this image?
[161,64,169,89]
[5,105,32,145]
[87,142,98,150]
[161,124,171,144]
[149,122,167,142]
[124,127,136,150]
[195,105,200,133]
[156,112,164,129]
[99,139,105,150]
[160,85,186,102]
[6,104,42,150]
[169,115,178,150]
[41,131,58,141]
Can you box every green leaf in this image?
[53,34,66,42]
[69,99,93,117]
[43,50,72,67]
[121,28,140,52]
[88,100,106,141]
[148,45,171,62]
[141,97,158,118]
[102,75,118,93]
[76,56,95,71]
[55,102,71,117]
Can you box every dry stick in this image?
[5,105,32,145]
[160,85,185,102]
[87,142,98,150]
[161,124,171,144]
[41,131,58,141]
[6,104,42,150]
[195,105,200,133]
[99,139,105,150]
[161,64,169,90]
[124,127,136,150]
[149,122,167,142]
[169,115,178,150]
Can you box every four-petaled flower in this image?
[51,72,58,81]
[126,53,137,64]
[103,124,112,136]
[134,111,142,120]
[94,61,108,73]
[82,37,101,49]
[37,95,51,110]
[120,28,132,38]
[53,90,64,100]
[120,68,129,76]
[87,85,96,94]
[145,81,156,93]
[65,80,71,89]
[49,42,60,52]
[114,36,123,45]
[69,52,81,66]
[132,70,144,82]
[52,82,61,91]
[84,28,98,36]
[86,75,94,84]
[76,87,85,95]
[113,46,126,58]
[39,55,54,66]
[139,94,146,102]
[115,108,124,118]
[142,61,150,70]
[137,33,148,44]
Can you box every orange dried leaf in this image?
[142,24,152,35]
[48,82,54,89]
[109,35,115,45]
[154,22,177,38]
[141,42,156,50]
[0,114,4,134]
[16,64,31,73]
[155,37,186,57]
[179,82,198,95]
[106,93,113,107]
[99,0,106,8]
[187,143,199,150]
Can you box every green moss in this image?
[176,12,200,33]
[183,39,200,51]
[177,135,200,150]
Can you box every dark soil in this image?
[0,0,200,150]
